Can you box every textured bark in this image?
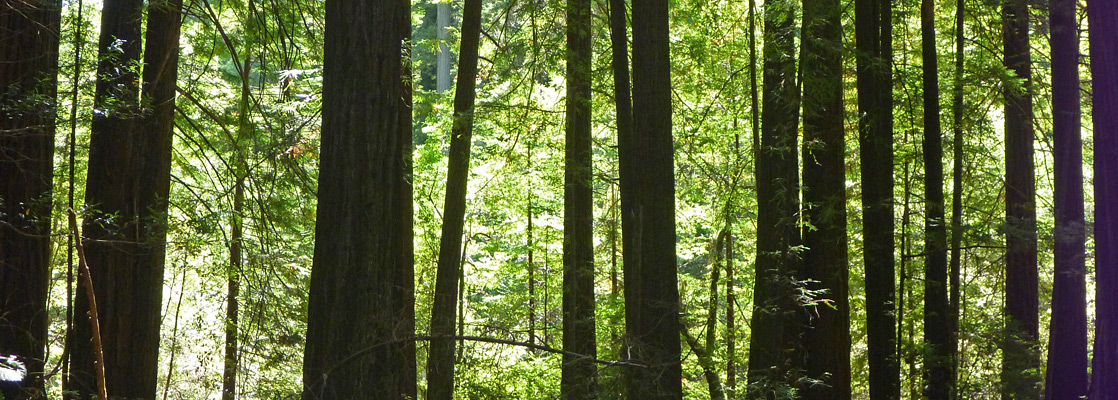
[1001,0,1040,396]
[1087,1,1118,398]
[561,0,597,396]
[800,0,850,395]
[68,0,181,397]
[855,0,899,395]
[623,0,681,398]
[0,0,60,397]
[426,0,483,396]
[921,0,952,397]
[747,0,802,396]
[301,0,416,397]
[436,1,451,93]
[1044,0,1088,397]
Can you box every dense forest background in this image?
[1,0,1116,398]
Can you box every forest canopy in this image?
[0,0,1115,398]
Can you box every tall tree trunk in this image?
[0,0,60,397]
[949,0,965,385]
[1002,0,1040,395]
[921,0,952,397]
[747,0,802,395]
[800,0,850,395]
[1044,0,1088,397]
[301,0,417,396]
[623,0,681,398]
[1087,1,1118,398]
[426,0,483,396]
[222,56,253,400]
[856,0,898,396]
[725,224,736,396]
[561,0,597,395]
[68,0,181,396]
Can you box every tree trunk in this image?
[0,0,60,397]
[800,0,850,395]
[561,0,597,395]
[921,0,952,397]
[856,0,899,395]
[1087,1,1118,398]
[949,0,965,385]
[436,0,451,93]
[624,0,682,398]
[426,0,483,396]
[1044,0,1088,397]
[301,0,417,397]
[68,0,181,396]
[222,56,253,400]
[1002,0,1040,396]
[747,0,801,395]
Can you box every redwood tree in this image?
[301,0,417,397]
[67,0,182,397]
[1044,0,1088,397]
[623,0,682,397]
[800,0,851,395]
[1087,0,1118,398]
[1002,0,1040,395]
[426,0,483,396]
[0,0,60,397]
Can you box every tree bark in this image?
[949,0,965,385]
[561,0,597,396]
[0,0,60,396]
[1087,1,1118,398]
[1002,0,1040,396]
[855,0,899,395]
[301,0,416,397]
[921,0,952,397]
[426,0,483,396]
[800,0,851,395]
[747,0,802,396]
[624,0,682,398]
[68,0,181,397]
[222,56,253,400]
[1044,0,1088,397]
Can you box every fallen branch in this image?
[68,210,107,400]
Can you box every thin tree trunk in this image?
[426,0,483,396]
[856,0,899,395]
[725,224,736,395]
[949,0,965,386]
[436,0,451,93]
[800,0,850,394]
[0,0,60,396]
[921,0,952,397]
[222,56,252,400]
[682,325,725,400]
[1044,0,1088,397]
[1087,1,1118,398]
[301,0,416,396]
[1002,0,1040,395]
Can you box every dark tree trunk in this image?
[609,0,637,383]
[1002,0,1040,396]
[855,0,899,395]
[800,0,850,395]
[68,0,181,397]
[921,0,952,397]
[949,0,965,383]
[561,0,597,395]
[1044,0,1088,397]
[1087,1,1118,398]
[623,0,682,398]
[0,0,60,397]
[747,0,802,395]
[426,0,482,395]
[301,0,416,397]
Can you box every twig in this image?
[68,211,107,400]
